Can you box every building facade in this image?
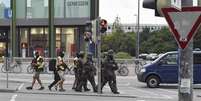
[107,24,167,33]
[0,0,98,58]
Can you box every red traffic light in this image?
[100,19,107,26]
[100,19,107,33]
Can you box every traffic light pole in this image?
[135,0,140,74]
[179,1,193,101]
[96,17,102,94]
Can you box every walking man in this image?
[26,51,45,90]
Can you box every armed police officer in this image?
[83,53,97,92]
[101,49,119,94]
[75,52,90,92]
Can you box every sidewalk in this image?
[0,80,22,92]
[17,83,138,98]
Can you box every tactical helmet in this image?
[107,49,114,55]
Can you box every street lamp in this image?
[135,0,140,74]
[134,14,137,32]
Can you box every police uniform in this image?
[75,52,90,92]
[101,50,119,94]
[83,54,97,92]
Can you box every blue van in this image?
[137,51,201,88]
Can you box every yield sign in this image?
[162,7,201,49]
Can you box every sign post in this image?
[162,6,201,101]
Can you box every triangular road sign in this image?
[162,7,201,49]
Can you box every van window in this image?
[194,53,201,64]
[161,54,177,65]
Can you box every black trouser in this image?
[75,70,88,91]
[72,69,78,89]
[86,73,97,92]
[101,70,118,93]
[49,71,60,88]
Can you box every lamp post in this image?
[135,0,140,74]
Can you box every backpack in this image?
[49,59,56,71]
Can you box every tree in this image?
[112,16,124,33]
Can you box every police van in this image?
[137,51,201,88]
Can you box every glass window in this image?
[0,0,10,19]
[16,0,26,18]
[65,0,90,18]
[161,54,177,65]
[30,28,48,57]
[61,28,75,57]
[27,0,48,18]
[55,0,64,18]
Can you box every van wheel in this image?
[146,75,160,88]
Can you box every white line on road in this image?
[157,88,177,95]
[16,83,24,91]
[10,94,17,101]
[131,87,173,99]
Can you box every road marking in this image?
[157,88,177,95]
[16,83,24,91]
[136,100,145,101]
[131,87,173,99]
[10,94,17,101]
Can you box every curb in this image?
[16,91,137,98]
[0,88,17,93]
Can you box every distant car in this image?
[137,51,201,88]
[139,53,148,59]
[146,53,158,60]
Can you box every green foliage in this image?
[102,25,201,57]
[115,52,132,59]
[140,27,177,54]
[101,31,136,56]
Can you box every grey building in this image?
[0,0,98,57]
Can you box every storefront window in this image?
[65,0,90,18]
[30,28,48,57]
[62,28,75,57]
[20,28,28,57]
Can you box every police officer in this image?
[83,53,97,92]
[75,52,90,92]
[26,51,45,90]
[101,49,119,94]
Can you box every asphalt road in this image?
[1,73,201,101]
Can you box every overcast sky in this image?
[100,0,167,25]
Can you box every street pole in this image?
[48,0,55,57]
[135,0,140,73]
[96,17,102,94]
[179,1,193,101]
[11,0,16,57]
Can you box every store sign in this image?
[66,0,89,7]
[65,0,90,17]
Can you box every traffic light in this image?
[84,21,92,42]
[100,19,107,33]
[143,0,170,17]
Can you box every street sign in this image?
[162,7,201,49]
[4,8,12,19]
[171,0,181,10]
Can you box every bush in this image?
[115,52,132,59]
